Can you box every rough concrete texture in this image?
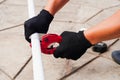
[0,70,12,80]
[0,26,31,78]
[65,57,120,80]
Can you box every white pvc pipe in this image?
[30,33,44,80]
[28,0,35,18]
[27,0,44,80]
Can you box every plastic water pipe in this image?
[27,0,44,80]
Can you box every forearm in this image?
[44,0,69,15]
[84,10,120,45]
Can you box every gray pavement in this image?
[0,0,120,80]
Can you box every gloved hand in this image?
[53,31,92,60]
[24,9,54,42]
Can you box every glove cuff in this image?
[38,9,54,23]
[78,31,92,48]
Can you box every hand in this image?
[53,31,92,60]
[24,9,54,42]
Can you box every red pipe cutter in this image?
[41,34,62,54]
[31,34,62,54]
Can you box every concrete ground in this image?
[0,0,120,80]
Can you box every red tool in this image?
[41,34,62,54]
[30,34,62,54]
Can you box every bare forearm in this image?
[44,0,69,15]
[84,10,120,44]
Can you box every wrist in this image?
[44,8,55,16]
[78,31,92,48]
[84,30,98,45]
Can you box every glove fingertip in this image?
[26,38,31,43]
[53,47,64,58]
[53,50,60,58]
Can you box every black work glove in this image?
[24,9,54,42]
[53,31,92,60]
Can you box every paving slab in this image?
[108,39,120,50]
[0,26,31,78]
[87,5,120,26]
[16,57,68,80]
[48,21,75,34]
[75,5,102,23]
[54,3,80,22]
[4,0,47,6]
[54,4,102,23]
[15,53,71,80]
[65,57,120,80]
[101,39,120,60]
[0,0,5,3]
[42,55,70,80]
[0,69,12,80]
[61,53,97,75]
[15,60,33,80]
[15,51,97,80]
[70,0,120,9]
[2,0,27,5]
[0,4,28,30]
